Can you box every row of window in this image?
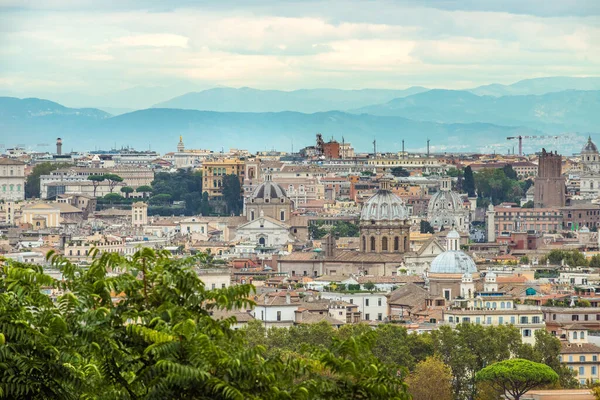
[562,355,599,363]
[362,236,407,252]
[448,316,541,324]
[1,184,22,192]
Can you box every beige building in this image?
[202,158,245,198]
[132,202,148,227]
[559,326,600,386]
[0,158,26,201]
[443,308,545,345]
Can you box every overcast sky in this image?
[1,0,599,97]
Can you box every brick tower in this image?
[534,148,565,208]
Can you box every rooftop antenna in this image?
[402,139,405,158]
[342,136,345,159]
[373,139,377,157]
[427,139,430,157]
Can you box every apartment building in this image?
[202,158,245,198]
[442,308,545,344]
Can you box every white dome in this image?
[430,251,477,274]
[360,190,408,221]
[582,136,598,154]
[446,229,460,239]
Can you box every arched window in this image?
[382,237,388,251]
[485,302,491,308]
[362,236,366,252]
[394,237,399,251]
[370,236,376,252]
[581,331,585,339]
[500,302,505,309]
[258,237,266,246]
[250,210,255,220]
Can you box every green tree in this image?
[407,356,453,400]
[475,168,523,205]
[522,200,534,208]
[475,359,558,400]
[103,193,124,205]
[361,170,374,176]
[120,186,134,198]
[589,255,600,268]
[420,220,434,234]
[520,256,530,264]
[88,174,106,197]
[103,173,123,193]
[25,162,73,198]
[502,164,518,180]
[391,167,410,177]
[221,174,242,215]
[364,281,376,291]
[463,166,476,197]
[135,185,153,198]
[200,191,211,216]
[149,193,172,205]
[446,168,461,178]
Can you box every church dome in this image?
[430,251,477,274]
[428,190,464,214]
[251,181,287,200]
[582,136,598,154]
[360,190,409,221]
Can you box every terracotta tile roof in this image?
[560,342,600,354]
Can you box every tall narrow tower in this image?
[486,203,496,243]
[56,138,62,155]
[534,148,565,208]
[177,136,185,153]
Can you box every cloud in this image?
[115,33,189,48]
[0,1,598,98]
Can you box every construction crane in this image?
[506,135,561,156]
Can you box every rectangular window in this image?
[487,317,492,324]
[579,367,585,376]
[212,283,216,289]
[377,313,382,321]
[532,316,540,324]
[593,366,597,375]
[365,299,369,306]
[569,356,573,362]
[572,315,579,321]
[499,317,504,324]
[365,313,370,320]
[594,356,598,362]
[580,356,586,362]
[277,311,281,321]
[585,315,589,321]
[476,317,481,324]
[378,298,382,306]
[221,283,226,289]
[520,316,529,324]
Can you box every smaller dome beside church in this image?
[582,136,598,154]
[430,251,478,274]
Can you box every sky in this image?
[1,0,599,104]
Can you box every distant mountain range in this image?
[0,96,546,153]
[2,76,598,113]
[152,87,429,113]
[469,76,600,97]
[352,89,600,133]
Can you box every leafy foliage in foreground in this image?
[0,249,409,399]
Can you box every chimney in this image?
[56,137,63,155]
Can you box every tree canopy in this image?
[25,162,72,198]
[476,359,558,400]
[390,167,410,177]
[221,174,243,215]
[0,250,412,399]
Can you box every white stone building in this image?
[0,158,26,201]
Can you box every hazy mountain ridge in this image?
[0,97,543,153]
[152,87,430,113]
[469,76,600,97]
[352,89,600,133]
